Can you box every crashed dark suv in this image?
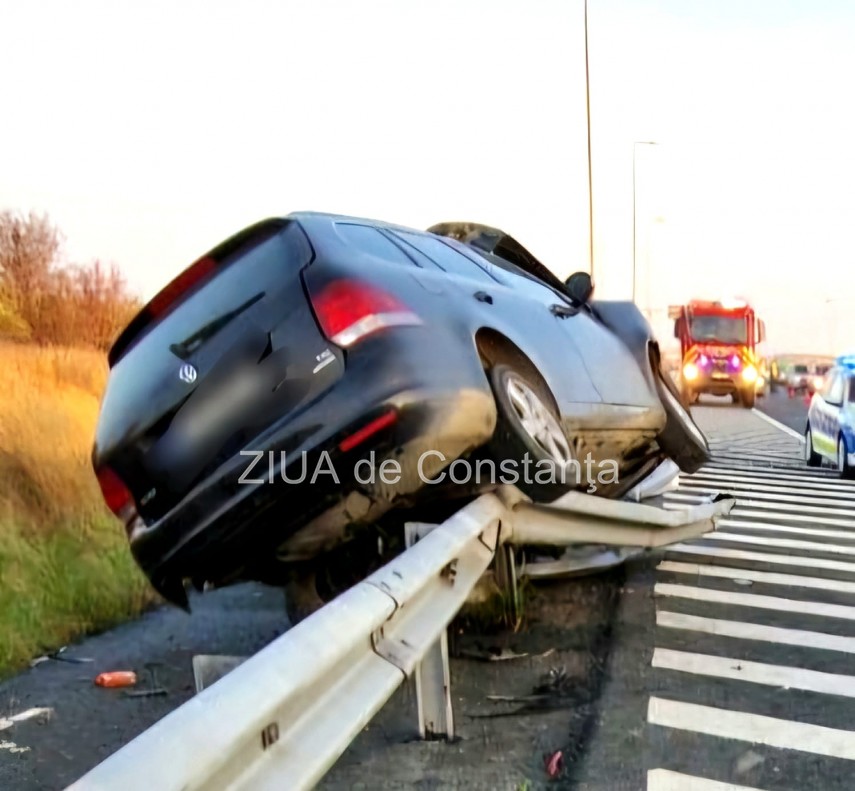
[93,212,708,616]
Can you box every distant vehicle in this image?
[92,213,709,619]
[754,357,771,398]
[805,355,855,478]
[671,298,766,408]
[786,363,811,396]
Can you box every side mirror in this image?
[564,271,593,304]
[757,320,766,343]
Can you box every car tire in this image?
[653,366,710,474]
[805,425,822,467]
[838,435,855,480]
[484,363,575,502]
[740,388,756,409]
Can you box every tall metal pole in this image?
[585,0,594,279]
[632,147,636,303]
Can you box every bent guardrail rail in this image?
[66,482,734,791]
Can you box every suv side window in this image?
[334,223,421,267]
[389,230,498,282]
[848,376,855,403]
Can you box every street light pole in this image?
[585,0,594,279]
[632,141,657,304]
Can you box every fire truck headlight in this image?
[683,363,699,381]
[742,364,758,383]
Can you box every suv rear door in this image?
[95,219,340,522]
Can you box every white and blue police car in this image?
[805,354,855,478]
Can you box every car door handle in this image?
[474,291,493,304]
[550,303,579,318]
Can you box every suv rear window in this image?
[110,220,312,367]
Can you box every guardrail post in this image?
[493,543,521,628]
[405,522,455,740]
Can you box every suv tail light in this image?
[96,466,138,525]
[309,280,422,347]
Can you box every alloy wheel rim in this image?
[506,377,573,466]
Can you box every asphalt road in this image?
[756,388,810,435]
[2,402,847,791]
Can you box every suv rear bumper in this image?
[129,350,496,607]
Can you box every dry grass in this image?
[0,342,155,676]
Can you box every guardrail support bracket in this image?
[406,522,455,740]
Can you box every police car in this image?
[805,354,855,478]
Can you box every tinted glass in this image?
[335,223,420,267]
[118,222,311,369]
[391,230,497,282]
[848,377,855,403]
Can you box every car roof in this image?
[286,210,430,236]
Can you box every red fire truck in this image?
[670,298,766,408]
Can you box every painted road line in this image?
[752,408,806,442]
[680,475,855,497]
[665,543,855,575]
[648,697,855,761]
[685,471,855,490]
[671,487,855,507]
[652,647,855,699]
[723,510,855,529]
[647,768,763,791]
[656,610,855,654]
[694,465,841,482]
[717,520,855,542]
[657,560,855,595]
[654,583,855,621]
[670,496,855,520]
[707,533,855,556]
[664,505,855,531]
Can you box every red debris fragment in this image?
[545,749,563,778]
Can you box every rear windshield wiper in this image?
[169,292,265,359]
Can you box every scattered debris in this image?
[30,646,93,667]
[460,647,529,662]
[0,707,53,732]
[94,671,137,688]
[0,739,30,754]
[124,664,166,698]
[545,749,563,778]
[733,578,753,586]
[735,749,764,775]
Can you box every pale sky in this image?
[2,0,853,355]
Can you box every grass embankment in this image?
[0,342,155,677]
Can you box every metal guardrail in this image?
[67,477,734,791]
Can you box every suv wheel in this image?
[485,363,575,502]
[839,436,855,479]
[805,425,821,467]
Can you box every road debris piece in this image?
[124,664,166,698]
[94,671,137,688]
[30,646,94,667]
[0,739,30,754]
[460,647,529,662]
[0,707,53,731]
[545,749,563,778]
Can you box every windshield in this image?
[688,315,747,344]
